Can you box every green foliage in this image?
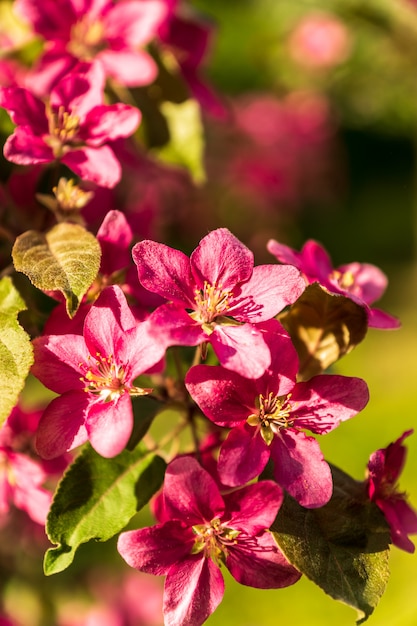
[155,100,206,184]
[12,223,101,318]
[0,276,33,427]
[271,464,391,624]
[44,444,166,576]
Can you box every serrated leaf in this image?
[12,223,101,318]
[279,283,368,380]
[155,99,206,184]
[0,277,34,427]
[44,444,166,575]
[271,464,391,624]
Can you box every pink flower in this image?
[288,12,352,69]
[0,63,140,187]
[133,228,305,378]
[366,430,417,553]
[31,285,165,458]
[185,319,369,508]
[267,238,400,329]
[117,456,300,626]
[15,0,168,93]
[0,412,52,525]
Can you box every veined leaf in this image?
[279,283,368,380]
[44,444,166,575]
[271,464,391,624]
[12,223,101,318]
[0,277,34,427]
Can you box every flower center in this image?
[46,105,81,157]
[191,517,240,564]
[247,392,293,445]
[80,353,152,403]
[68,18,106,59]
[192,281,233,328]
[330,269,355,291]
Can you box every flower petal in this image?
[35,391,89,459]
[81,103,141,145]
[224,480,283,533]
[218,424,270,487]
[117,521,195,575]
[164,556,224,626]
[185,364,258,427]
[62,145,121,188]
[229,264,305,322]
[210,323,271,378]
[32,334,90,393]
[133,240,196,306]
[270,429,333,508]
[0,86,47,130]
[290,375,369,434]
[190,228,254,290]
[163,457,225,524]
[86,394,133,458]
[226,532,301,589]
[4,128,53,165]
[98,49,158,86]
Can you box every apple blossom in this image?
[133,228,305,378]
[118,456,300,626]
[367,430,417,553]
[185,319,369,508]
[31,285,165,458]
[267,238,400,328]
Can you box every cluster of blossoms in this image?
[0,1,416,625]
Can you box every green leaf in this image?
[279,283,368,380]
[44,444,166,575]
[0,277,34,427]
[12,223,101,318]
[271,464,391,624]
[154,99,206,184]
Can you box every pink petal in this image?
[98,49,158,86]
[301,239,334,282]
[270,429,333,508]
[32,334,90,393]
[290,375,369,434]
[185,365,258,427]
[14,0,75,39]
[163,457,225,523]
[164,557,224,626]
[210,323,271,378]
[0,86,47,130]
[229,264,305,322]
[149,303,205,347]
[224,480,283,533]
[35,392,89,459]
[97,210,133,274]
[81,103,141,145]
[24,47,78,97]
[190,228,254,290]
[117,521,195,575]
[62,145,121,187]
[218,424,270,487]
[378,498,417,553]
[104,0,168,47]
[83,286,136,355]
[86,395,134,457]
[133,240,196,306]
[226,532,301,589]
[3,128,53,165]
[122,320,167,376]
[267,239,304,269]
[367,307,401,329]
